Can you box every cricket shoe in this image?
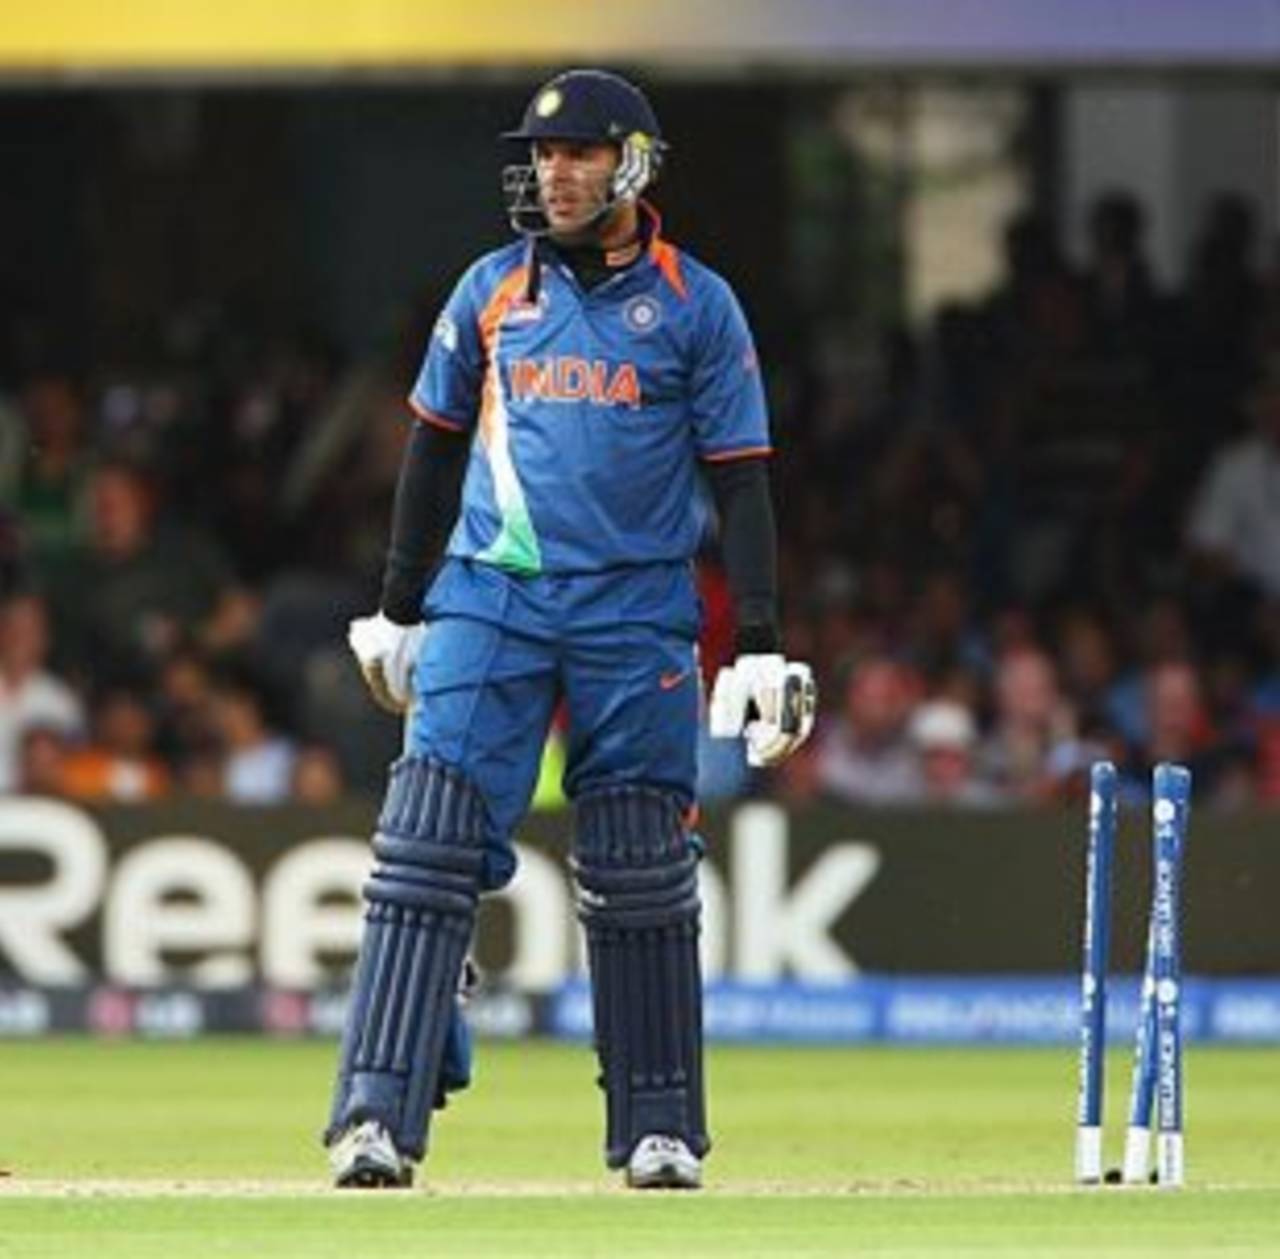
[624,1134,702,1190]
[329,1120,414,1189]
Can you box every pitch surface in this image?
[1,1040,1277,1256]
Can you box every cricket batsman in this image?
[325,68,816,1190]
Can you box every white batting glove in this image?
[708,653,817,768]
[347,612,425,714]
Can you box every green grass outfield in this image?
[1,1039,1278,1257]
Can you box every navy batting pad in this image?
[574,785,709,1168]
[326,757,485,1161]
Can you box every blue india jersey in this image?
[408,207,771,575]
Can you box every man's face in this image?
[0,595,49,677]
[91,468,151,559]
[995,650,1057,726]
[533,139,619,238]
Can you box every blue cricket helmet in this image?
[501,69,667,237]
[503,68,663,145]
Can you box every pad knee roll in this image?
[574,785,708,1168]
[327,757,485,1160]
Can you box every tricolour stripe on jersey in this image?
[474,264,543,575]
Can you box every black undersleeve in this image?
[379,421,470,624]
[703,457,780,654]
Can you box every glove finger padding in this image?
[708,663,749,737]
[384,624,425,706]
[361,658,406,715]
[710,656,817,766]
[348,614,425,715]
[744,664,817,767]
[710,653,787,735]
[780,667,817,737]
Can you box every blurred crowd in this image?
[6,188,1280,810]
[769,190,1280,811]
[0,317,411,805]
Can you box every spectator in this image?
[17,725,72,796]
[0,590,85,792]
[814,655,924,804]
[47,460,249,684]
[61,687,170,802]
[1121,661,1245,805]
[12,374,91,575]
[1042,726,1127,807]
[1104,598,1196,747]
[1187,361,1280,608]
[909,698,1002,807]
[1140,661,1210,768]
[292,743,346,805]
[1181,192,1262,389]
[903,570,991,681]
[210,673,297,804]
[176,742,226,799]
[155,647,219,765]
[981,210,1085,370]
[1053,606,1119,728]
[977,646,1075,802]
[1080,189,1162,361]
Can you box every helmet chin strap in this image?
[547,194,630,247]
[523,195,637,306]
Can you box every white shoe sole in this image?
[330,1122,414,1189]
[625,1136,702,1190]
[626,1164,701,1190]
[334,1156,414,1189]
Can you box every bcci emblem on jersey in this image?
[623,295,662,335]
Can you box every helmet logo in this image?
[613,131,657,203]
[535,88,563,118]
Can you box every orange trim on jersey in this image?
[604,239,643,268]
[475,264,532,446]
[407,397,467,432]
[701,445,773,462]
[639,200,688,302]
[649,238,688,301]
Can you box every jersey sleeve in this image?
[408,263,485,432]
[689,276,772,461]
